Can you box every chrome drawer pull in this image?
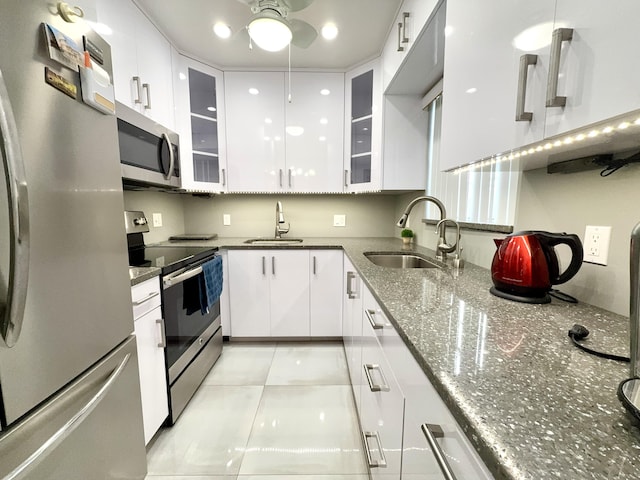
[362,430,388,468]
[363,363,390,392]
[131,291,159,306]
[365,308,385,330]
[421,423,457,480]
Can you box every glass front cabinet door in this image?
[173,54,226,192]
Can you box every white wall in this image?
[183,194,398,238]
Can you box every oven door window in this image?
[162,272,220,369]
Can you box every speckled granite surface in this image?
[155,237,640,479]
[129,266,161,286]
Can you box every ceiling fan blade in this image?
[289,19,317,48]
[282,0,314,12]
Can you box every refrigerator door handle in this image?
[4,353,131,480]
[0,68,30,348]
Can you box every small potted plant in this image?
[401,228,414,245]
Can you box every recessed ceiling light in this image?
[321,23,338,40]
[320,89,330,96]
[213,23,231,39]
[249,88,259,95]
[207,106,216,112]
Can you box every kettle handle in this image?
[539,233,584,285]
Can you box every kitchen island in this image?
[157,236,640,479]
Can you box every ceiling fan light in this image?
[248,15,292,52]
[321,23,338,40]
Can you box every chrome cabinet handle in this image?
[346,271,358,299]
[132,291,159,306]
[288,168,292,188]
[133,76,142,105]
[546,28,573,107]
[262,256,266,275]
[313,256,317,275]
[5,354,131,480]
[344,169,349,188]
[515,54,538,121]
[365,308,385,330]
[279,169,283,188]
[401,12,410,44]
[396,22,405,52]
[363,363,390,392]
[221,168,226,186]
[161,133,175,180]
[156,319,166,348]
[142,83,151,110]
[421,424,457,480]
[272,256,275,275]
[0,69,30,348]
[362,431,388,468]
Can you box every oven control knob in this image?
[133,217,147,226]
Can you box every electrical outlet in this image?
[333,214,346,227]
[583,225,611,265]
[152,213,162,228]
[223,214,231,226]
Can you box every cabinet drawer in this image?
[131,276,161,320]
[360,319,404,479]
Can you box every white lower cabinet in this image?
[347,277,494,479]
[131,277,168,445]
[227,249,311,337]
[310,250,343,336]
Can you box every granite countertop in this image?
[129,266,161,286]
[154,236,640,479]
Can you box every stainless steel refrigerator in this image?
[0,1,147,478]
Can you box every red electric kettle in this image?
[490,231,584,304]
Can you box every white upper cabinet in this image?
[344,59,383,192]
[285,73,345,193]
[225,71,344,193]
[441,0,640,172]
[382,0,440,92]
[173,54,226,192]
[544,0,640,138]
[440,0,555,171]
[96,0,174,128]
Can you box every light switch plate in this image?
[583,225,611,265]
[152,213,162,228]
[223,214,231,226]
[333,214,346,227]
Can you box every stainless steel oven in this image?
[125,211,222,424]
[117,101,180,189]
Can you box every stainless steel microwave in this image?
[116,102,180,189]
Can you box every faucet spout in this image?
[397,196,448,259]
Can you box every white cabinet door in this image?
[270,250,310,337]
[96,0,174,128]
[173,54,226,192]
[219,250,231,337]
[134,305,168,445]
[225,72,285,192]
[285,73,345,193]
[360,317,404,479]
[343,256,363,413]
[310,250,343,336]
[228,250,271,337]
[344,59,383,192]
[545,1,640,137]
[440,0,555,171]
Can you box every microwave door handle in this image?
[0,68,30,348]
[161,133,174,180]
[163,265,203,289]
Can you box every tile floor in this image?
[145,341,369,480]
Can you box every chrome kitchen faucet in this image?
[397,196,454,261]
[275,201,290,238]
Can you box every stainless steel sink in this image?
[244,238,304,245]
[364,252,440,269]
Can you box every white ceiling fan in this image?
[238,0,318,52]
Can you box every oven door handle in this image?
[163,265,203,289]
